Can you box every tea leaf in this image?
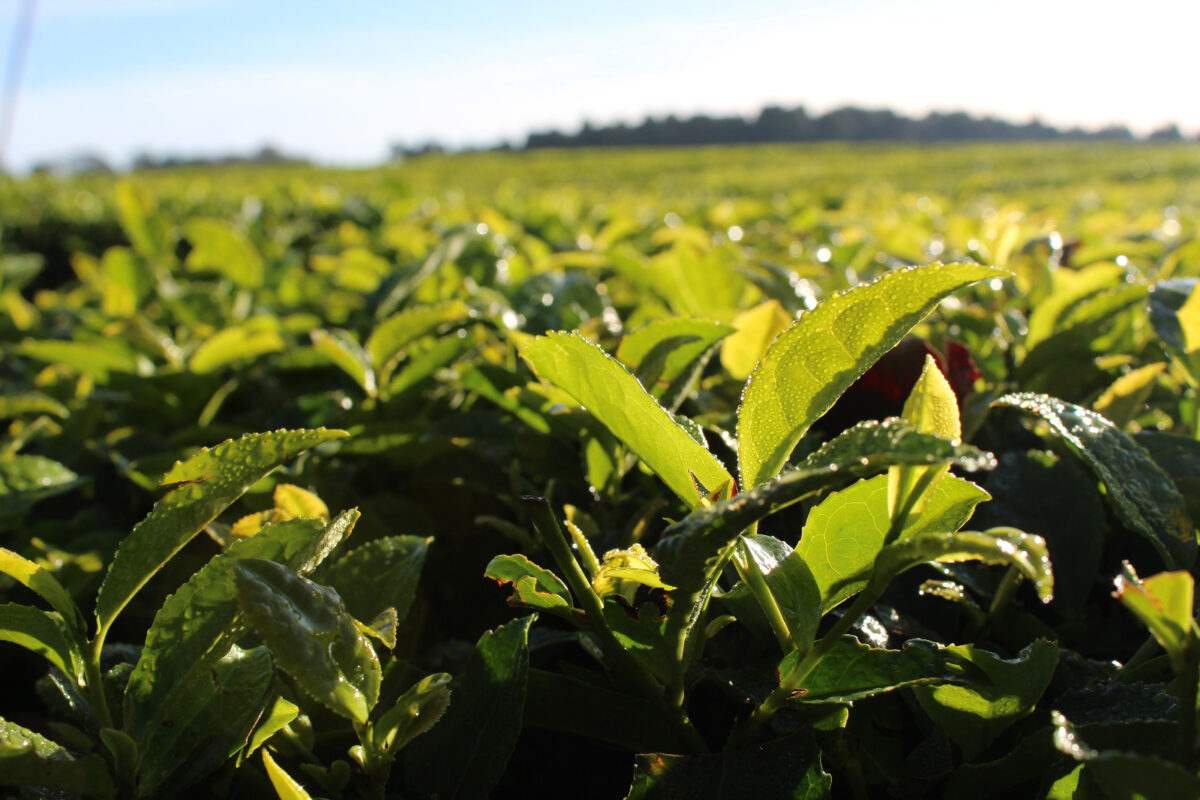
[367,300,471,382]
[994,393,1195,569]
[784,636,973,704]
[0,716,114,799]
[0,547,86,637]
[273,483,329,521]
[720,298,792,381]
[96,428,347,634]
[1113,567,1196,671]
[627,730,830,799]
[126,512,357,746]
[1051,712,1200,799]
[323,535,431,624]
[737,262,1001,490]
[733,534,820,652]
[405,616,533,800]
[242,696,299,759]
[0,604,83,682]
[888,354,961,521]
[797,475,991,613]
[183,218,264,288]
[520,330,732,508]
[485,554,572,611]
[914,639,1059,759]
[189,323,285,373]
[311,328,376,396]
[0,391,69,419]
[135,644,274,796]
[235,559,381,724]
[11,338,140,380]
[371,672,453,754]
[262,747,314,800]
[618,317,735,391]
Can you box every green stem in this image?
[728,587,880,748]
[85,630,115,730]
[524,496,708,754]
[734,542,793,651]
[987,564,1023,619]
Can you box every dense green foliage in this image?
[2,143,1200,798]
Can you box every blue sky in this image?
[3,0,1197,170]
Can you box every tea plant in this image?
[1,144,1199,797]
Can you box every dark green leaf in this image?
[914,639,1059,759]
[972,451,1106,619]
[0,454,81,506]
[734,534,820,652]
[371,672,452,755]
[0,715,114,799]
[95,428,347,634]
[627,731,830,799]
[524,668,690,754]
[235,559,381,724]
[1135,430,1200,529]
[125,513,357,746]
[785,636,974,704]
[994,393,1195,569]
[324,535,431,623]
[136,644,275,796]
[1052,711,1200,800]
[737,261,1003,489]
[405,616,533,800]
[1148,277,1197,368]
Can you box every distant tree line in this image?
[520,105,1190,150]
[30,144,309,177]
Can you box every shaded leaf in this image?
[994,393,1195,569]
[136,644,274,796]
[1052,711,1200,800]
[235,559,381,724]
[0,391,69,419]
[627,730,830,799]
[0,546,86,636]
[1093,363,1166,430]
[737,261,1002,490]
[618,317,735,391]
[0,715,114,799]
[405,616,533,800]
[125,513,357,747]
[324,535,431,624]
[732,534,820,652]
[367,300,471,382]
[0,604,83,683]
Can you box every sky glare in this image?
[3,0,1197,170]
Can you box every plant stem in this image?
[987,564,1023,619]
[85,630,114,730]
[524,496,708,753]
[728,587,879,748]
[734,542,793,651]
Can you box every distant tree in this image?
[1148,123,1183,141]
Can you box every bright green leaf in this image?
[520,330,732,508]
[720,299,793,381]
[888,354,961,521]
[184,218,264,288]
[12,338,140,381]
[736,261,1002,490]
[914,639,1059,759]
[485,554,573,611]
[311,328,376,396]
[618,317,735,392]
[796,474,991,613]
[189,323,285,374]
[0,547,86,636]
[0,603,84,682]
[786,636,973,703]
[262,748,314,800]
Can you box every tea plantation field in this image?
[2,143,1200,798]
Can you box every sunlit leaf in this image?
[189,321,285,374]
[737,261,1002,490]
[520,330,732,508]
[914,639,1059,759]
[262,748,314,800]
[888,354,962,521]
[720,299,792,381]
[485,554,572,611]
[0,603,84,682]
[311,328,376,396]
[184,218,264,288]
